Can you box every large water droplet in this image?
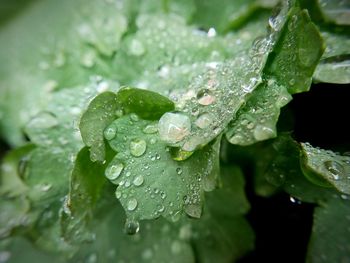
[323,160,345,180]
[195,113,213,129]
[197,89,216,105]
[104,124,117,140]
[253,125,275,141]
[130,139,147,157]
[133,175,144,186]
[124,218,140,235]
[105,162,124,182]
[158,113,191,144]
[127,198,138,211]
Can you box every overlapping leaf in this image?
[104,114,220,221]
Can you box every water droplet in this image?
[142,249,153,260]
[81,50,96,68]
[143,124,158,134]
[104,124,117,140]
[127,198,138,211]
[207,27,216,38]
[129,39,145,56]
[253,125,275,141]
[130,139,147,157]
[176,167,183,175]
[130,113,139,122]
[124,218,140,235]
[323,160,345,180]
[115,188,122,199]
[158,113,191,144]
[40,183,52,192]
[133,175,144,186]
[197,89,216,105]
[195,113,213,129]
[105,162,124,181]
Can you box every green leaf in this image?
[0,144,35,197]
[0,237,66,263]
[300,142,350,195]
[61,147,114,244]
[313,56,350,84]
[191,0,255,32]
[112,12,254,85]
[105,114,220,221]
[0,197,32,239]
[116,87,175,120]
[191,166,254,263]
[226,80,292,145]
[307,196,350,263]
[79,88,174,162]
[264,7,324,93]
[313,30,350,84]
[317,0,350,26]
[0,0,130,146]
[79,91,119,162]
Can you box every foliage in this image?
[0,0,349,262]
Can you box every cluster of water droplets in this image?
[226,79,292,145]
[301,142,350,194]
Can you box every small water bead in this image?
[133,175,144,186]
[129,39,145,56]
[124,218,140,235]
[158,112,191,144]
[130,113,139,122]
[81,50,96,68]
[130,139,147,157]
[176,167,183,175]
[197,89,216,105]
[143,124,158,134]
[127,198,138,211]
[115,189,122,199]
[195,113,213,129]
[104,124,117,140]
[105,162,124,181]
[323,160,345,180]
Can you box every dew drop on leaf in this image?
[197,89,216,105]
[143,124,158,134]
[124,218,140,235]
[253,125,275,141]
[130,139,147,157]
[130,113,139,122]
[158,112,191,143]
[127,198,138,211]
[323,160,345,180]
[176,167,183,175]
[195,113,213,129]
[133,175,144,186]
[105,162,124,181]
[115,188,122,199]
[104,124,117,140]
[129,39,146,56]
